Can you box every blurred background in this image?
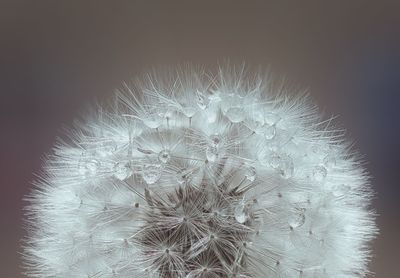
[0,1,399,277]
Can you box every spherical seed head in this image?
[23,66,377,278]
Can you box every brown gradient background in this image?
[1,1,399,277]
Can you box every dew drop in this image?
[209,134,222,147]
[206,134,223,162]
[234,201,248,223]
[288,208,306,228]
[264,112,281,125]
[143,117,162,129]
[176,169,187,185]
[158,150,171,164]
[332,184,351,197]
[323,153,337,168]
[142,110,163,129]
[113,161,132,180]
[196,91,210,110]
[264,124,276,140]
[269,152,281,168]
[225,107,245,123]
[206,146,218,162]
[142,163,163,184]
[257,149,270,166]
[279,154,294,179]
[313,165,327,182]
[246,109,265,134]
[182,106,197,118]
[245,166,257,182]
[99,140,117,156]
[206,108,218,123]
[266,152,294,179]
[78,158,100,177]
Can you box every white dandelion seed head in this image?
[23,66,377,278]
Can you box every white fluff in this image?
[23,66,377,278]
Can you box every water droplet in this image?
[113,161,132,180]
[209,134,222,147]
[269,152,281,168]
[279,154,294,179]
[196,91,210,110]
[323,153,337,168]
[99,140,117,156]
[289,208,306,228]
[264,112,281,125]
[332,184,351,197]
[206,146,218,162]
[225,107,245,123]
[245,109,265,134]
[143,117,162,129]
[78,158,100,177]
[264,124,276,140]
[313,165,327,182]
[176,169,187,185]
[267,152,294,179]
[245,166,257,182]
[142,109,163,129]
[258,149,273,166]
[311,144,329,156]
[250,120,264,134]
[158,150,170,164]
[234,201,248,223]
[206,134,223,162]
[182,106,197,118]
[142,163,163,184]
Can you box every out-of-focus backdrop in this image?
[1,1,399,277]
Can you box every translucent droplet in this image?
[253,109,265,125]
[245,166,257,182]
[234,202,248,223]
[78,158,100,177]
[206,134,223,162]
[209,134,222,147]
[311,144,329,156]
[205,107,218,123]
[113,161,132,180]
[267,152,294,179]
[313,165,327,182]
[269,152,281,169]
[264,124,276,140]
[279,154,294,179]
[289,208,306,228]
[206,146,218,162]
[225,107,245,123]
[159,109,173,120]
[245,109,264,134]
[332,184,351,197]
[142,163,163,184]
[249,120,264,134]
[182,106,197,118]
[258,149,272,166]
[176,169,187,185]
[158,150,170,164]
[323,153,337,168]
[196,91,210,110]
[264,112,281,125]
[142,110,162,129]
[99,140,117,156]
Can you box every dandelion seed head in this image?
[23,66,377,278]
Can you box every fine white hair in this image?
[23,65,377,278]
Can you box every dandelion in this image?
[23,66,377,277]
